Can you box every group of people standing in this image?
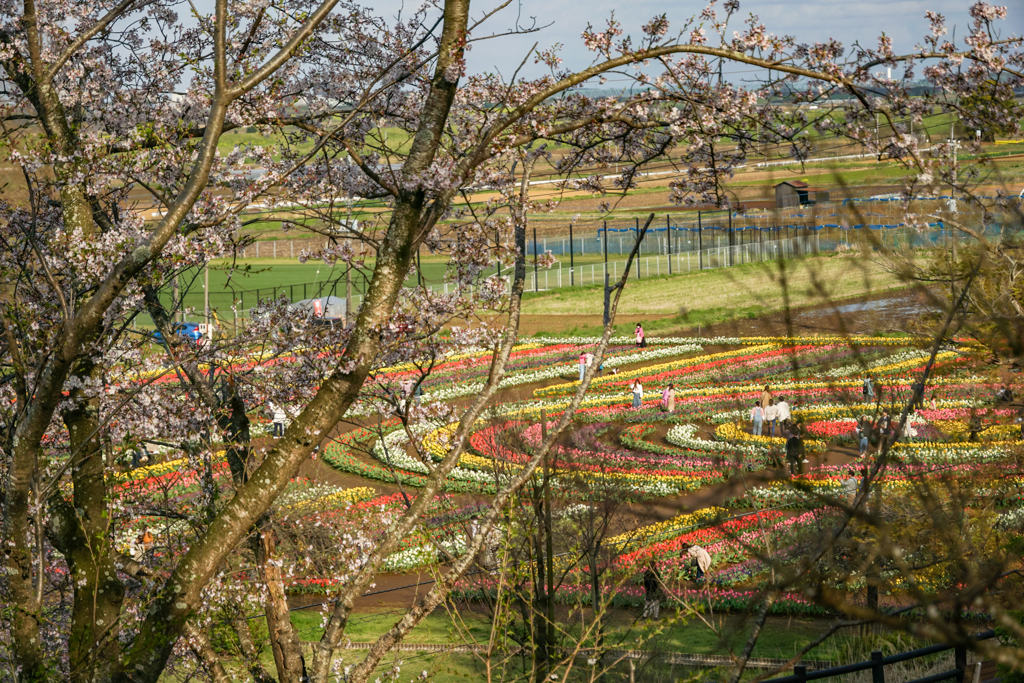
[749,385,809,472]
[626,380,677,412]
[855,408,922,456]
[749,385,792,438]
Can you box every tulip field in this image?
[117,334,1024,624]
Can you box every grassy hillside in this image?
[521,254,907,319]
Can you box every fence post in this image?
[795,665,807,683]
[569,221,575,286]
[955,644,967,683]
[871,650,885,683]
[533,227,539,292]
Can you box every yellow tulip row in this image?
[112,450,227,484]
[606,507,726,548]
[423,424,495,471]
[932,420,1020,441]
[379,343,543,375]
[866,351,959,375]
[283,486,376,512]
[715,423,827,453]
[685,371,981,403]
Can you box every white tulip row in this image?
[711,399,977,424]
[371,426,497,484]
[384,536,468,571]
[423,344,702,401]
[527,336,741,346]
[823,349,941,378]
[891,444,1009,464]
[666,424,766,457]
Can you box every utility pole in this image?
[728,211,734,266]
[604,214,654,326]
[635,216,641,279]
[569,221,575,286]
[667,214,672,275]
[698,211,703,270]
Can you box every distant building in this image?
[775,180,830,208]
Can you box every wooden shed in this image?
[775,180,830,208]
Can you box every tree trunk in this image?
[256,525,307,683]
[62,367,126,683]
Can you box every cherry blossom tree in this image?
[0,0,1021,681]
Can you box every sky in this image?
[438,0,1024,79]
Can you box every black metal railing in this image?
[767,630,996,683]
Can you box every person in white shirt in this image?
[631,380,643,410]
[763,399,779,437]
[776,396,791,436]
[268,401,287,437]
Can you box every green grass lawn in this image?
[166,251,626,322]
[520,254,908,321]
[158,248,910,336]
[215,607,896,683]
[285,606,854,659]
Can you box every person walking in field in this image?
[579,351,587,382]
[631,379,644,410]
[760,384,772,410]
[665,384,676,413]
[786,425,806,473]
[268,401,287,437]
[642,563,664,619]
[635,323,646,348]
[750,401,764,436]
[764,398,779,437]
[776,396,791,437]
[857,416,870,457]
[863,376,875,400]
